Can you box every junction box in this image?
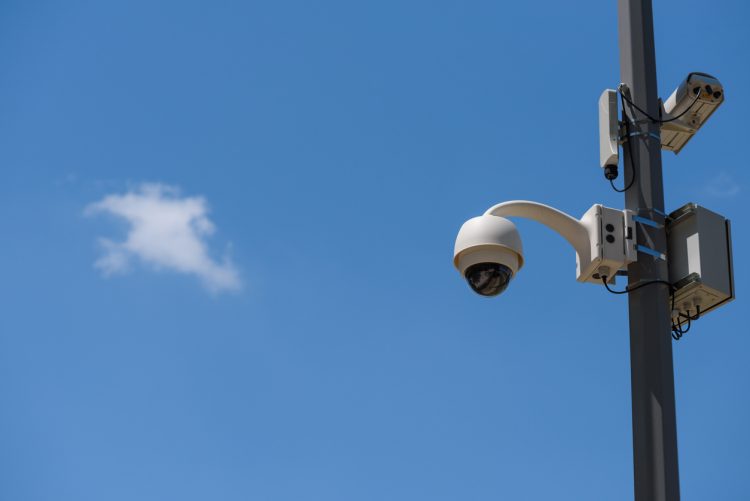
[667,203,734,324]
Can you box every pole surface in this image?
[617,1,681,500]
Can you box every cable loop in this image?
[601,276,691,342]
[608,81,702,194]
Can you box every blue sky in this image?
[0,1,748,499]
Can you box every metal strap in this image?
[632,215,663,229]
[636,244,666,261]
[627,131,661,141]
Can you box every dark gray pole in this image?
[618,1,680,499]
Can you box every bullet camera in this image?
[661,72,724,153]
[598,73,724,180]
[453,215,523,296]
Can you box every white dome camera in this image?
[453,215,524,297]
[454,201,639,297]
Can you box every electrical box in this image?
[667,203,734,323]
[599,89,619,169]
[577,205,637,285]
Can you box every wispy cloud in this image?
[86,183,241,293]
[705,171,741,198]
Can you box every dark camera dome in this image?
[465,262,513,297]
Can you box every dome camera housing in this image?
[454,215,524,296]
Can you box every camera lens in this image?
[465,262,513,297]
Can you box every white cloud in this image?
[705,171,741,198]
[86,183,241,293]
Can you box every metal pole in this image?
[618,1,681,499]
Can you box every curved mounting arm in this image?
[483,200,591,266]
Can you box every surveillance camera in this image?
[661,72,724,153]
[453,215,524,296]
[454,202,639,296]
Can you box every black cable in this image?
[617,71,713,124]
[609,93,637,193]
[672,306,701,340]
[672,326,683,340]
[672,325,681,340]
[609,74,705,193]
[617,80,702,124]
[602,278,630,294]
[609,178,632,193]
[600,276,701,341]
[627,279,674,294]
[619,88,701,123]
[602,275,690,342]
[601,276,673,295]
[680,305,701,321]
[683,316,692,333]
[669,292,685,340]
[672,315,691,340]
[673,317,684,335]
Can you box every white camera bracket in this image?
[483,201,637,285]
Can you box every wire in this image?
[609,178,632,193]
[609,93,637,193]
[619,88,701,123]
[680,305,701,322]
[601,276,673,295]
[660,91,701,123]
[672,305,702,339]
[672,314,691,340]
[669,290,686,340]
[609,75,705,193]
[617,80,702,124]
[610,76,702,193]
[602,278,630,294]
[602,276,691,342]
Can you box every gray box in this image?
[667,203,734,323]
